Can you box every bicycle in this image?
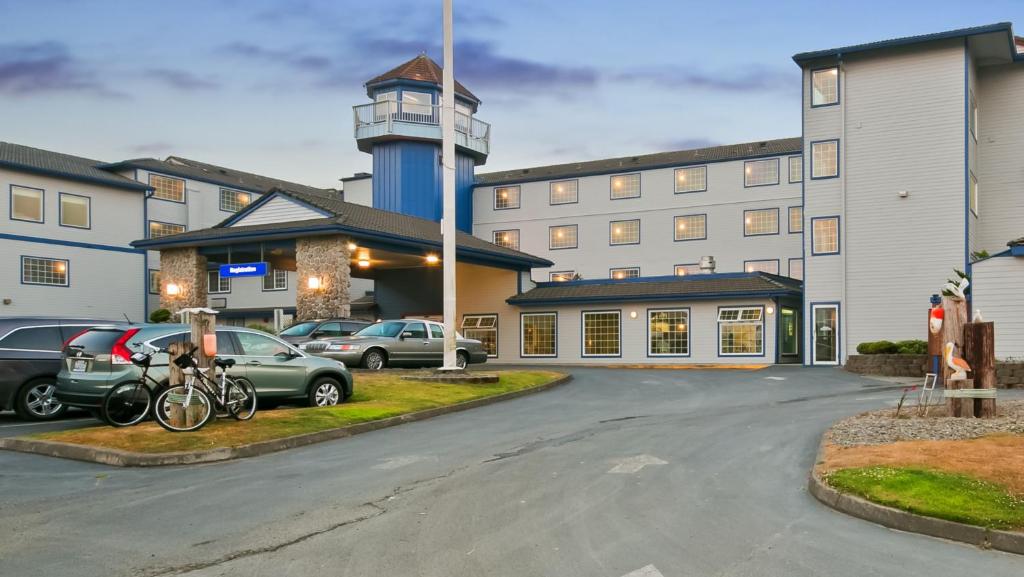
[153,347,257,432]
[100,345,167,427]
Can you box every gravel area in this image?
[828,400,1024,447]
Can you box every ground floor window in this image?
[149,269,161,294]
[208,270,230,293]
[648,308,689,356]
[21,256,68,287]
[521,313,556,357]
[462,314,497,357]
[780,307,798,355]
[582,310,620,357]
[812,304,839,365]
[263,269,288,291]
[718,306,763,355]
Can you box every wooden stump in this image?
[964,321,996,418]
[167,341,188,427]
[941,296,968,416]
[188,311,216,427]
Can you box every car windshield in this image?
[279,322,319,337]
[354,321,406,338]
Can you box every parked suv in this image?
[278,319,373,345]
[56,324,353,411]
[0,317,126,420]
[300,319,489,369]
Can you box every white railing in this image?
[353,101,491,152]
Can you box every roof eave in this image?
[0,160,152,192]
[506,289,801,307]
[792,22,1015,64]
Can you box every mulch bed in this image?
[828,400,1024,447]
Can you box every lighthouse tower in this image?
[353,54,490,232]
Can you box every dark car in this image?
[0,317,125,420]
[278,319,372,345]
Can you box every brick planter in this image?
[846,354,1023,388]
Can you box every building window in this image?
[788,206,803,233]
[609,219,640,245]
[969,90,978,140]
[610,173,640,199]
[674,263,701,276]
[462,314,497,357]
[648,309,689,356]
[744,208,779,236]
[811,140,839,179]
[549,180,578,204]
[788,258,804,280]
[812,216,840,255]
[674,166,707,193]
[149,174,186,203]
[970,173,979,216]
[10,185,43,223]
[149,221,185,239]
[494,186,520,210]
[549,224,578,250]
[59,193,90,228]
[811,67,839,106]
[21,256,69,287]
[549,271,575,282]
[208,270,230,294]
[220,189,252,212]
[718,307,763,356]
[149,269,161,295]
[493,229,520,250]
[610,267,640,280]
[521,313,556,357]
[674,214,706,241]
[744,260,779,274]
[401,90,433,116]
[263,269,288,291]
[582,311,620,357]
[789,156,803,183]
[744,159,779,187]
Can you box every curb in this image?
[0,374,573,468]
[807,434,1024,555]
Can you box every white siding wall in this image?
[342,177,373,207]
[971,256,1024,359]
[229,195,323,227]
[976,63,1024,254]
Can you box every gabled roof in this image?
[793,22,1016,64]
[100,156,338,198]
[132,188,552,270]
[0,141,150,192]
[507,273,802,306]
[365,54,479,103]
[475,138,802,186]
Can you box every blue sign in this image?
[219,262,268,278]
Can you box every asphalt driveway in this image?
[1,366,1021,577]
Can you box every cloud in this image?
[0,41,121,97]
[615,65,795,93]
[126,141,175,155]
[218,42,332,72]
[143,68,220,91]
[660,137,721,151]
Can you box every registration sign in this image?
[219,262,268,278]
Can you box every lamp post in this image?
[440,0,458,369]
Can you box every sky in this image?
[1,0,1021,189]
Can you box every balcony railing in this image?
[353,101,491,157]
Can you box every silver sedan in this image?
[299,319,489,369]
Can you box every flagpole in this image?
[440,0,458,369]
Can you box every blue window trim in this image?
[777,301,800,359]
[969,89,978,142]
[716,305,767,358]
[809,139,840,180]
[963,39,972,285]
[743,158,780,188]
[787,205,803,234]
[549,179,579,205]
[673,262,700,276]
[743,259,781,274]
[492,228,521,251]
[58,192,91,230]
[609,267,640,279]
[147,172,188,205]
[461,312,500,358]
[20,255,70,288]
[809,66,840,108]
[743,208,780,237]
[147,219,186,239]
[800,66,807,366]
[548,270,575,281]
[673,165,708,194]
[9,184,45,224]
[646,307,692,358]
[493,185,521,211]
[549,224,578,250]
[809,301,842,366]
[609,218,641,246]
[673,213,707,242]
[207,270,231,294]
[580,309,623,358]
[260,269,289,292]
[788,257,804,279]
[788,155,803,183]
[519,311,558,358]
[0,232,143,254]
[810,215,841,256]
[609,173,641,200]
[219,188,253,214]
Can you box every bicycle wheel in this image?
[101,381,152,427]
[226,377,257,421]
[153,385,214,432]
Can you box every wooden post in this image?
[167,341,188,427]
[964,321,996,418]
[187,310,217,427]
[941,296,968,416]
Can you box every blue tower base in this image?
[372,141,475,233]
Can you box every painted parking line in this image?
[608,454,667,474]
[764,376,786,381]
[621,565,664,577]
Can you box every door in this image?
[393,321,431,364]
[812,304,839,365]
[426,323,446,365]
[312,322,344,340]
[233,331,306,396]
[780,308,799,357]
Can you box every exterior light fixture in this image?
[307,276,322,290]
[766,306,775,315]
[629,311,638,319]
[425,254,440,264]
[166,283,181,296]
[358,259,371,269]
[347,242,358,251]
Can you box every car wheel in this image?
[309,377,343,407]
[15,379,67,421]
[362,349,386,370]
[456,351,469,369]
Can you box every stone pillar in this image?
[296,236,351,320]
[158,247,207,313]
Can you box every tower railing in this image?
[353,101,490,156]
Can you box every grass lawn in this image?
[827,466,1024,531]
[30,370,564,454]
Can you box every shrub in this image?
[149,308,172,323]
[856,340,899,355]
[246,323,276,334]
[895,340,928,355]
